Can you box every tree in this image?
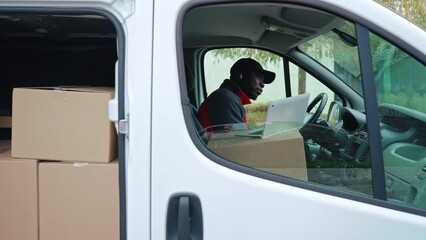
[211,48,281,67]
[211,0,424,98]
[377,0,425,29]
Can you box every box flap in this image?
[15,86,114,93]
[209,129,302,148]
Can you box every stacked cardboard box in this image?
[39,160,119,240]
[12,87,117,163]
[1,87,119,240]
[0,141,38,240]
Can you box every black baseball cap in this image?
[230,58,276,84]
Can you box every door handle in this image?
[177,196,190,240]
[166,194,203,240]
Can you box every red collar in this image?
[236,88,251,105]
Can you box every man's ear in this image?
[231,72,244,85]
[231,73,243,82]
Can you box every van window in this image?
[204,48,285,127]
[183,3,426,214]
[201,46,373,197]
[370,32,426,207]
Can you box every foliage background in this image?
[209,0,425,124]
[377,0,425,29]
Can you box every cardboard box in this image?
[39,160,119,240]
[12,87,117,162]
[0,141,38,240]
[208,130,307,180]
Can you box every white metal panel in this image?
[150,0,426,240]
[0,0,134,20]
[124,1,153,240]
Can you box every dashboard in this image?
[302,101,426,202]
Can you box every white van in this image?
[0,0,425,239]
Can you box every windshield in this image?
[300,19,426,113]
[299,21,363,96]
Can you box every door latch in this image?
[118,118,129,135]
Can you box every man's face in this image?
[239,71,265,100]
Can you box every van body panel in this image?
[124,1,153,240]
[0,0,133,20]
[0,0,425,239]
[150,0,426,239]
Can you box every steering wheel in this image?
[306,92,328,124]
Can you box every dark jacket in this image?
[197,79,251,131]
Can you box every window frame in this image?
[356,23,387,200]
